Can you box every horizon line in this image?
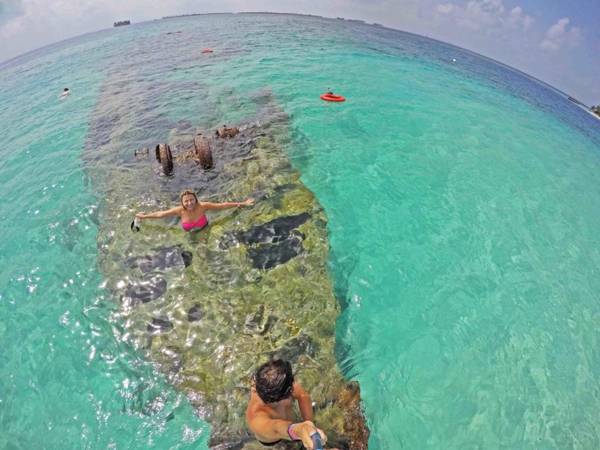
[0,10,592,107]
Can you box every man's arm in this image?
[247,412,326,450]
[292,382,314,421]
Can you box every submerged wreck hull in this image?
[83,77,369,448]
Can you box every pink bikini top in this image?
[181,214,208,231]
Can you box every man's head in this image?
[255,359,294,404]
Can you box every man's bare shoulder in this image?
[246,390,272,419]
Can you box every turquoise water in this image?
[2,13,600,449]
[0,29,208,449]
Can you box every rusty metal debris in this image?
[216,124,239,138]
[194,133,213,169]
[155,143,173,175]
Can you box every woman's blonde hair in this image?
[179,190,198,206]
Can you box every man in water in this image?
[246,359,334,449]
[60,87,70,99]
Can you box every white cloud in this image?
[462,0,504,30]
[436,3,454,14]
[540,17,581,51]
[507,6,533,30]
[0,0,25,24]
[434,0,533,32]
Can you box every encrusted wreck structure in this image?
[83,73,369,448]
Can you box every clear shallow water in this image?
[0,29,208,449]
[1,13,600,449]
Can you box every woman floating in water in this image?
[136,189,254,231]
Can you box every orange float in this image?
[320,92,345,102]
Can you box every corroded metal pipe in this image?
[194,133,213,169]
[155,143,173,175]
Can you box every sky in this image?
[1,0,599,105]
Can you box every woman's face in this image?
[182,194,197,210]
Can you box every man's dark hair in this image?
[255,359,294,403]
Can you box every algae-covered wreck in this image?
[84,75,369,449]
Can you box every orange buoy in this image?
[320,92,345,102]
[202,48,214,54]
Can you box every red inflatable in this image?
[320,93,346,102]
[202,48,214,54]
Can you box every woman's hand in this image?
[240,198,255,207]
[135,212,146,219]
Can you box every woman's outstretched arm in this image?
[200,198,254,211]
[136,206,182,220]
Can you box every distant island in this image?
[568,96,600,119]
[113,20,130,27]
[161,12,320,20]
[162,13,225,19]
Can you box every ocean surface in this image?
[1,13,600,449]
